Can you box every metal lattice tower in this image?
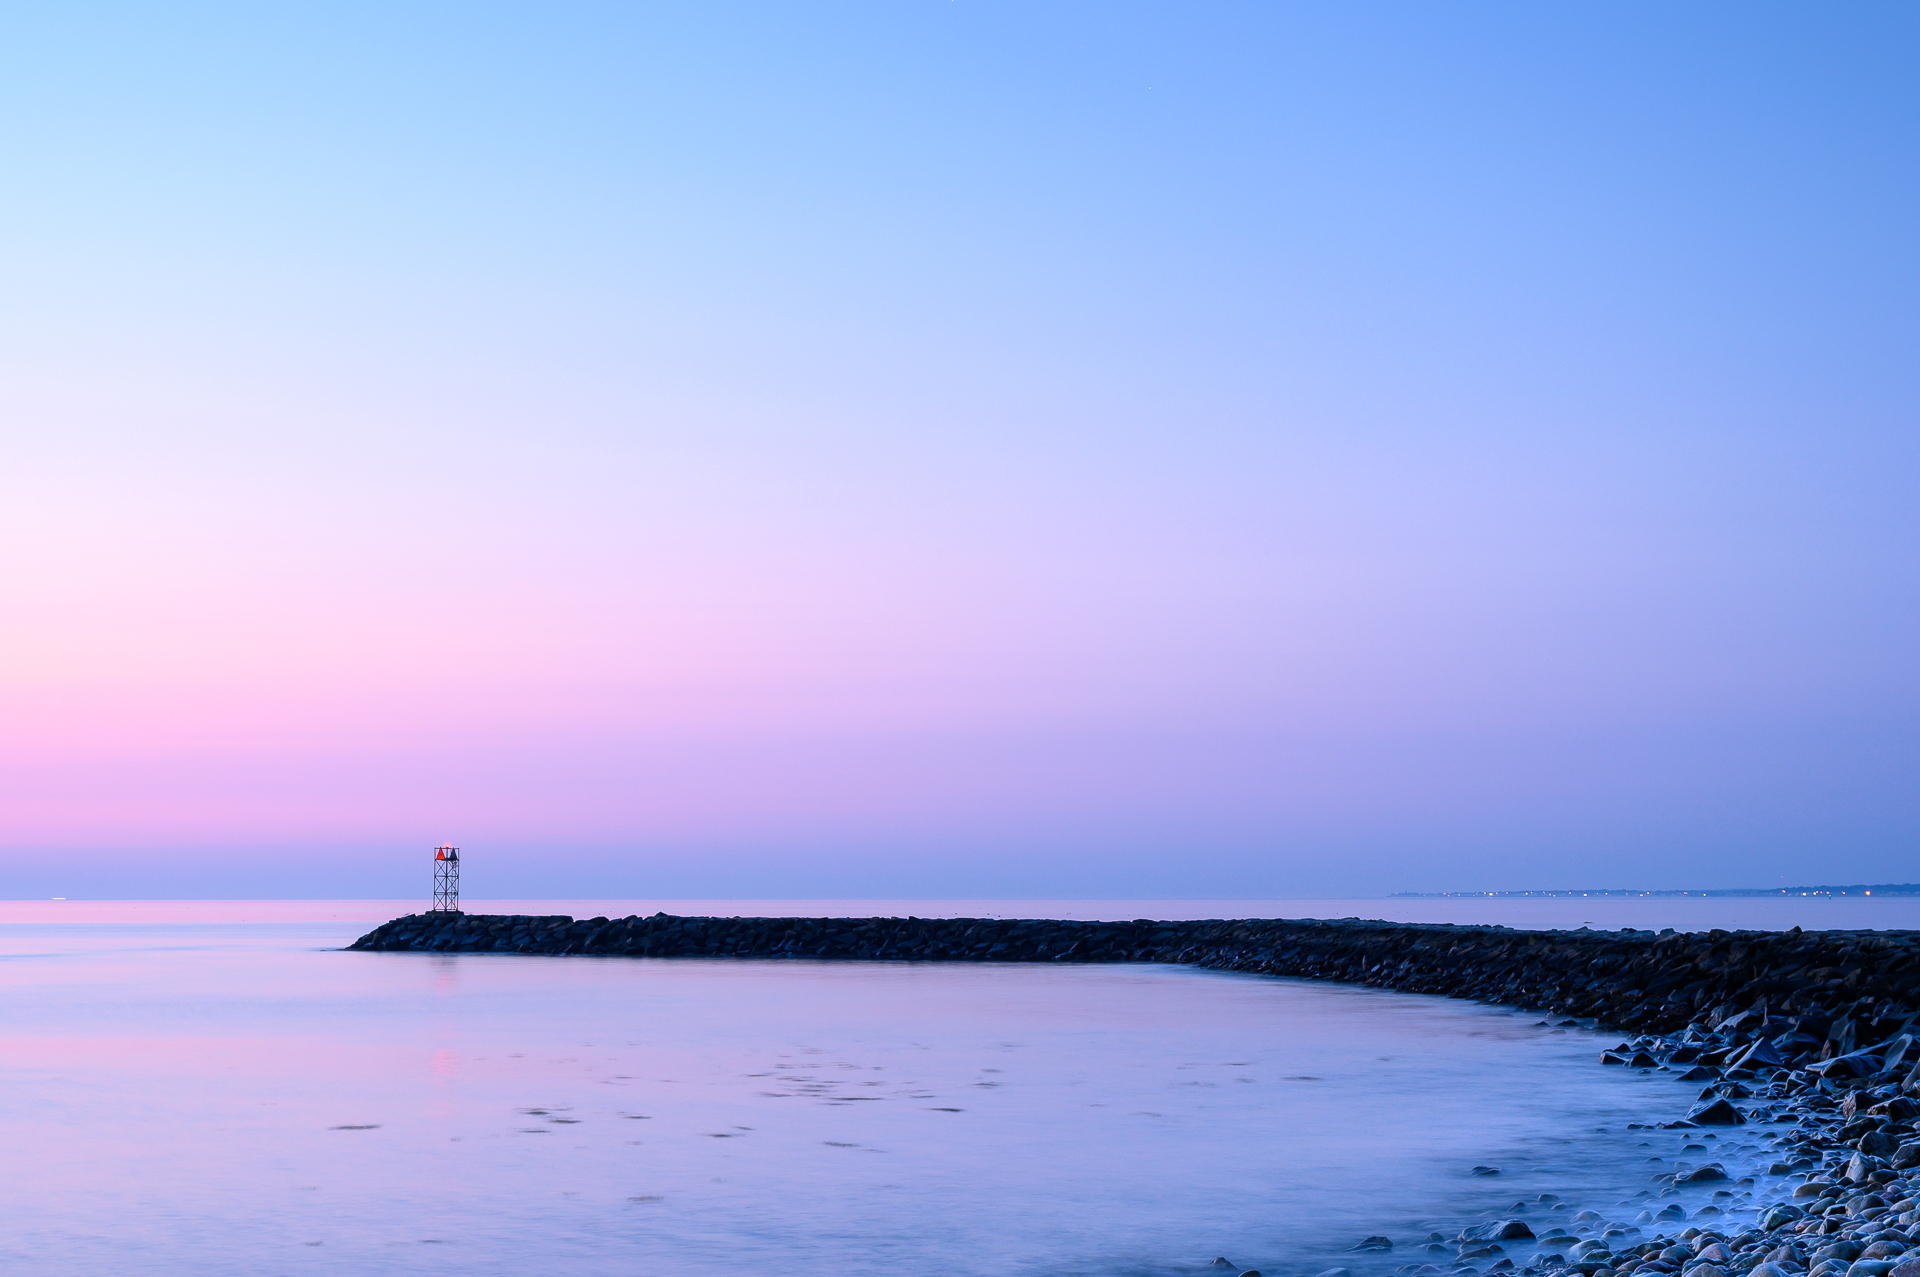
[432,844,460,912]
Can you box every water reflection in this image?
[0,917,1791,1277]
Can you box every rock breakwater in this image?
[350,912,1920,1045]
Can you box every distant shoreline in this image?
[1393,885,1920,899]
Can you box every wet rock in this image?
[1474,1166,1504,1176]
[1351,1237,1393,1252]
[1844,1262,1896,1277]
[1819,1055,1888,1081]
[1761,1205,1807,1229]
[1852,1194,1891,1216]
[1733,1039,1789,1070]
[1686,1099,1746,1126]
[1749,1264,1797,1277]
[1679,1165,1730,1183]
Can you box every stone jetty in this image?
[350,912,1920,1044]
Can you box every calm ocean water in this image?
[0,897,1886,1276]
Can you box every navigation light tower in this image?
[432,844,460,912]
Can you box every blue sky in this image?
[1,2,1915,897]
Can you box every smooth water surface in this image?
[0,908,1801,1276]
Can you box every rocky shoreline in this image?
[348,912,1920,1277]
[1302,1011,1920,1277]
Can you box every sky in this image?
[1,2,1915,899]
